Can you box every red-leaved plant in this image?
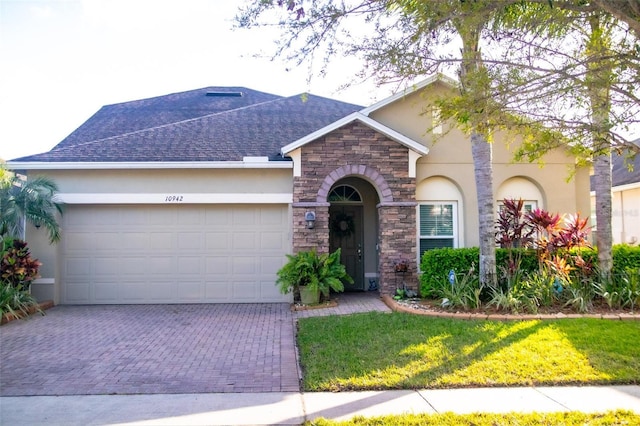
[1,239,42,289]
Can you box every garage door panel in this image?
[61,205,290,304]
[178,257,202,275]
[177,209,203,225]
[148,209,175,225]
[261,256,286,275]
[261,232,286,249]
[233,233,258,249]
[94,257,119,275]
[205,256,229,274]
[155,235,177,251]
[206,232,229,249]
[259,280,286,300]
[178,233,203,249]
[205,209,230,225]
[205,281,231,301]
[66,232,96,251]
[232,281,258,300]
[147,281,174,301]
[94,283,119,302]
[232,257,257,274]
[260,207,287,225]
[178,281,204,301]
[65,258,91,277]
[120,233,148,250]
[120,283,148,301]
[94,232,122,250]
[147,256,176,275]
[64,282,90,302]
[119,258,147,275]
[232,209,257,225]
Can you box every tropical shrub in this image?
[1,239,41,289]
[0,162,63,244]
[437,266,482,310]
[420,198,640,313]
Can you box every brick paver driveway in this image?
[0,303,299,396]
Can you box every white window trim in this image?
[417,201,459,264]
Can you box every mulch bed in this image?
[384,295,640,320]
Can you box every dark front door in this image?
[329,205,364,291]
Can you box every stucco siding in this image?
[30,168,293,195]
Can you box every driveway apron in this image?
[0,303,299,396]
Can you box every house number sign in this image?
[164,195,184,202]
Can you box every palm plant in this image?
[0,162,63,244]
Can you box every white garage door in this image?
[61,204,291,304]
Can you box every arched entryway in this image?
[328,179,380,291]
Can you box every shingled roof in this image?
[589,140,640,190]
[15,87,362,162]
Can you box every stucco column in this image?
[292,203,330,253]
[378,202,418,295]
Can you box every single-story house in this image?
[590,142,640,246]
[9,75,590,305]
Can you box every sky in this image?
[0,0,391,161]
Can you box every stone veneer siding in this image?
[292,121,418,295]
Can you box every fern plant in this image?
[276,249,352,300]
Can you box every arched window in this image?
[328,185,362,203]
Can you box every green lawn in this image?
[307,410,640,426]
[297,312,640,391]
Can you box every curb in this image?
[381,294,640,321]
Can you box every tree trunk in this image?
[471,131,497,287]
[593,153,613,277]
[457,18,497,288]
[587,12,614,279]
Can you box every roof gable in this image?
[281,112,428,156]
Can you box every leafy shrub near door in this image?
[276,249,353,303]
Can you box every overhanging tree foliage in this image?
[236,0,639,283]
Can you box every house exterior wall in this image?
[292,121,418,295]
[370,83,591,248]
[592,185,640,245]
[33,168,293,194]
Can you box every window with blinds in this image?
[418,203,457,257]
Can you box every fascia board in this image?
[281,112,428,156]
[612,182,640,192]
[6,161,294,171]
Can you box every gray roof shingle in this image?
[15,87,362,162]
[590,140,640,189]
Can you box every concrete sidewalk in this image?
[1,386,639,425]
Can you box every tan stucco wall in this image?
[31,168,293,194]
[371,81,591,248]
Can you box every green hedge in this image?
[419,245,640,297]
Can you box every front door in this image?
[329,205,364,291]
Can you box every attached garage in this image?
[60,204,290,304]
